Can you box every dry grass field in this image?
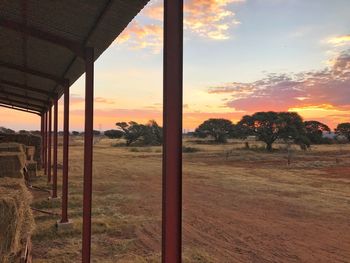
[30,137,350,262]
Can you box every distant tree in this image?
[19,130,28,134]
[116,121,145,146]
[304,121,331,144]
[142,120,163,145]
[72,131,80,136]
[335,123,350,141]
[104,129,124,139]
[194,118,235,143]
[0,127,15,134]
[93,130,101,136]
[278,112,310,150]
[237,111,309,151]
[30,130,41,135]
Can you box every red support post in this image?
[61,82,69,223]
[162,0,183,262]
[44,111,47,175]
[48,105,52,183]
[82,47,94,263]
[40,113,44,170]
[52,99,58,198]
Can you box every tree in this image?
[194,118,235,143]
[0,127,15,134]
[72,131,80,136]
[93,130,101,136]
[237,112,279,151]
[278,112,310,150]
[142,120,163,145]
[237,111,308,151]
[116,121,145,146]
[335,123,350,141]
[104,129,124,139]
[304,121,331,144]
[30,130,41,135]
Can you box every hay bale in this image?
[0,143,25,153]
[0,134,42,168]
[25,146,35,161]
[0,152,26,178]
[0,178,35,263]
[26,161,37,179]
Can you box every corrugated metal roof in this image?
[0,0,150,114]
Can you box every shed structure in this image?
[0,0,183,262]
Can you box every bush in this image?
[182,146,200,153]
[104,129,124,139]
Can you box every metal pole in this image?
[44,111,47,175]
[61,82,69,223]
[48,105,52,183]
[162,0,183,262]
[52,99,58,198]
[40,113,44,170]
[82,47,94,263]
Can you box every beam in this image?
[0,79,57,98]
[0,88,48,104]
[52,0,113,96]
[0,18,85,57]
[52,99,58,198]
[61,82,69,223]
[0,61,67,85]
[48,105,52,183]
[162,0,183,263]
[0,103,41,115]
[0,96,44,111]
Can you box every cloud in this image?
[208,50,350,123]
[63,94,116,106]
[117,21,163,53]
[327,35,350,47]
[183,0,243,40]
[115,0,244,52]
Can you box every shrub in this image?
[182,146,200,153]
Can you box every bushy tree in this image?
[72,131,80,136]
[116,121,146,146]
[104,129,124,139]
[335,123,350,141]
[304,121,331,144]
[142,120,163,145]
[237,111,309,151]
[116,120,163,146]
[194,118,235,143]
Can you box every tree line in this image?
[104,112,350,150]
[194,112,350,151]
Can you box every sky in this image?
[1,0,350,131]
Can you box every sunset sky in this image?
[1,0,350,131]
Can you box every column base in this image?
[56,219,74,232]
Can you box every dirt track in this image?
[32,140,350,262]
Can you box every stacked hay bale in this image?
[0,178,35,262]
[0,134,42,169]
[24,146,38,179]
[0,143,26,179]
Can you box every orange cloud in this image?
[117,21,163,52]
[116,0,244,51]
